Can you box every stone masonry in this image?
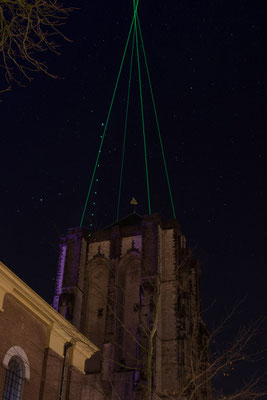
[53,213,211,400]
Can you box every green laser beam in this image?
[116,29,135,222]
[137,15,176,219]
[79,0,141,227]
[134,2,151,215]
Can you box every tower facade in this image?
[53,213,210,399]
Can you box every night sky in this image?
[1,0,266,389]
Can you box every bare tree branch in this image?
[0,0,73,87]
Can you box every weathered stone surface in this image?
[54,214,211,399]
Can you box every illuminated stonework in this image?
[0,261,98,400]
[54,213,211,400]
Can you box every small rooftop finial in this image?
[130,197,138,205]
[130,197,138,214]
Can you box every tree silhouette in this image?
[0,0,72,88]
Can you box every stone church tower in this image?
[53,213,211,399]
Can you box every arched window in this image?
[2,346,30,400]
[2,356,24,400]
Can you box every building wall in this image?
[0,261,98,400]
[0,293,46,399]
[39,347,64,400]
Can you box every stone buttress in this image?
[53,214,211,400]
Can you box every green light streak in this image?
[137,15,176,219]
[116,31,135,222]
[134,1,151,215]
[79,0,141,227]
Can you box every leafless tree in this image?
[0,0,73,88]
[58,254,267,400]
[155,313,266,400]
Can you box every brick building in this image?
[0,261,98,400]
[54,213,211,399]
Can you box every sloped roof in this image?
[103,212,143,230]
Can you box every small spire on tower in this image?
[130,197,138,205]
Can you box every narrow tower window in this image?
[178,339,185,366]
[97,308,104,317]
